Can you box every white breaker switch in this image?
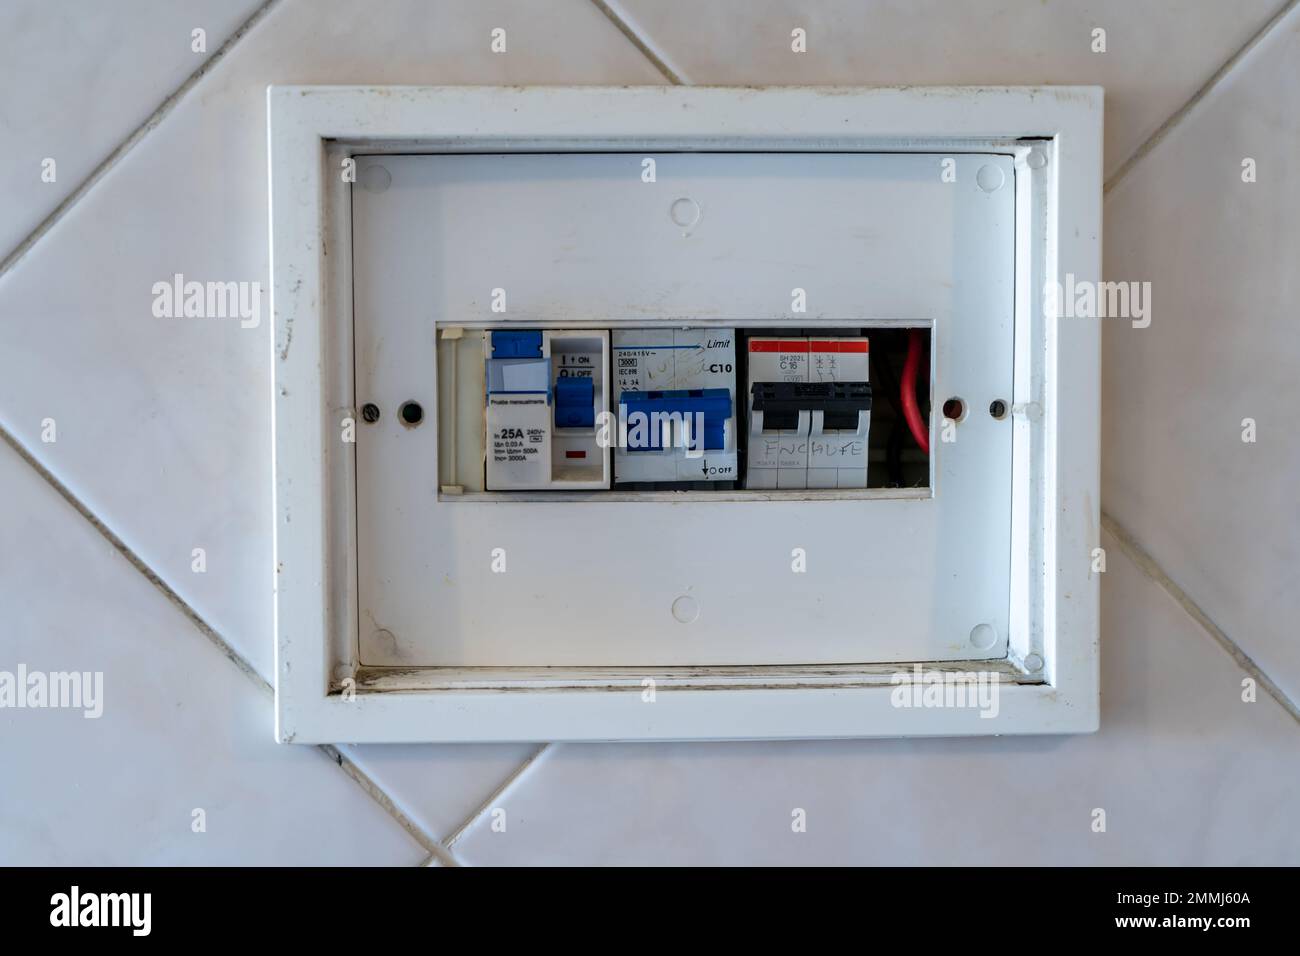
[745,336,872,489]
[484,329,609,490]
[612,328,738,483]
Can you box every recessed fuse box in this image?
[484,330,609,490]
[746,337,872,489]
[275,87,1103,745]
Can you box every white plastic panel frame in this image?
[269,86,1101,743]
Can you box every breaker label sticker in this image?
[613,346,673,392]
[490,424,545,464]
[489,396,547,464]
[694,456,737,480]
[556,352,595,378]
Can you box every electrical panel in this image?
[272,85,1103,743]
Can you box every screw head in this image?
[671,595,699,623]
[361,403,380,423]
[976,164,1005,192]
[969,622,998,650]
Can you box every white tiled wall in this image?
[2,0,1296,865]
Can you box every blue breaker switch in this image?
[486,331,550,399]
[554,375,595,428]
[490,330,543,358]
[621,388,732,452]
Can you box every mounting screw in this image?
[969,622,998,650]
[361,403,381,423]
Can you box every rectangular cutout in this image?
[436,325,934,495]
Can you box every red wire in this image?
[901,328,929,454]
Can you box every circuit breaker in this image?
[484,329,608,490]
[612,328,738,483]
[745,337,872,489]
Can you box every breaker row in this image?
[475,328,873,491]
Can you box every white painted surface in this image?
[0,0,265,257]
[0,441,425,865]
[1,0,1295,864]
[1102,5,1300,706]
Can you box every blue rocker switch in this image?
[554,375,595,428]
[620,388,732,451]
[490,330,543,358]
[488,329,546,358]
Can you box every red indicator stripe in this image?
[749,340,810,352]
[810,340,869,353]
[565,450,587,459]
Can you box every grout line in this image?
[0,0,284,281]
[588,0,686,85]
[1104,0,1299,195]
[1102,512,1300,726]
[442,744,553,851]
[0,424,269,692]
[0,424,450,861]
[320,745,461,867]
